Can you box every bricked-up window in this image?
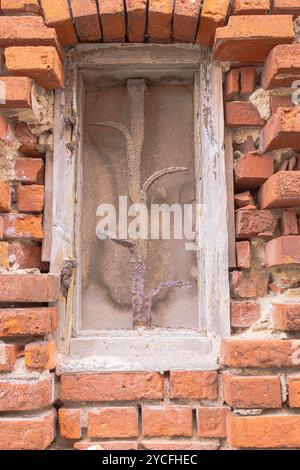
[51,45,230,371]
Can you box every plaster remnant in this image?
[250,88,271,121]
[232,128,261,145]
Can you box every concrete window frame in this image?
[51,44,230,373]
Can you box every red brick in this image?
[224,69,240,101]
[270,95,293,115]
[231,271,269,298]
[99,0,126,42]
[273,0,300,16]
[141,441,220,451]
[173,0,201,43]
[0,274,60,302]
[169,370,218,400]
[0,344,17,372]
[231,300,261,328]
[0,410,55,450]
[5,46,64,90]
[197,407,228,438]
[235,153,274,191]
[0,307,58,337]
[0,375,53,411]
[142,406,193,437]
[265,235,300,268]
[236,241,251,269]
[40,0,78,46]
[17,185,44,213]
[232,0,270,15]
[70,0,101,42]
[1,0,41,15]
[126,0,147,43]
[0,182,11,212]
[226,102,265,128]
[0,242,9,268]
[0,217,4,239]
[25,340,56,370]
[0,115,8,141]
[74,441,139,450]
[15,122,39,157]
[262,45,300,89]
[236,210,276,239]
[235,191,255,209]
[221,338,300,368]
[148,0,173,43]
[88,407,138,438]
[240,67,256,96]
[61,372,163,401]
[227,413,300,449]
[2,213,43,240]
[288,374,300,407]
[9,242,42,269]
[261,108,300,153]
[196,0,230,47]
[58,408,82,439]
[14,157,44,184]
[214,15,294,62]
[0,77,32,109]
[272,304,300,331]
[259,171,300,209]
[281,210,299,235]
[0,16,61,53]
[223,373,281,408]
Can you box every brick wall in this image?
[0,0,300,450]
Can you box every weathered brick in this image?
[17,185,44,213]
[99,0,126,42]
[5,46,64,90]
[224,69,240,101]
[169,371,218,400]
[265,235,300,268]
[223,373,281,408]
[173,0,201,43]
[88,407,138,438]
[0,307,58,337]
[0,182,11,212]
[70,0,101,42]
[231,271,269,298]
[8,242,42,269]
[260,108,300,153]
[259,172,300,209]
[221,338,300,368]
[281,209,299,235]
[0,217,4,239]
[270,95,293,115]
[231,300,261,328]
[0,375,53,411]
[0,16,61,53]
[273,0,300,16]
[0,77,32,109]
[142,406,193,437]
[0,242,9,268]
[236,210,276,239]
[61,372,163,401]
[74,440,139,450]
[214,15,294,62]
[272,304,300,331]
[0,343,17,372]
[2,213,43,240]
[232,0,270,15]
[235,191,255,209]
[0,115,8,142]
[262,45,300,89]
[0,410,55,450]
[25,340,56,370]
[14,157,44,184]
[0,274,60,302]
[197,407,228,438]
[126,0,147,43]
[1,0,41,15]
[148,0,173,43]
[15,122,39,157]
[226,102,265,128]
[196,0,230,47]
[227,413,300,449]
[40,0,78,46]
[58,408,82,439]
[236,241,251,269]
[235,153,274,191]
[141,440,220,450]
[288,374,300,407]
[240,67,256,96]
